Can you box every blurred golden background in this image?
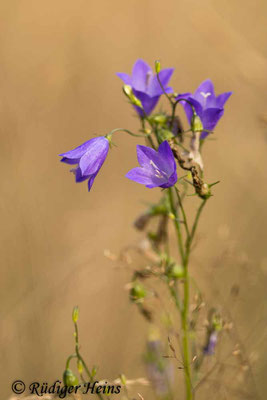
[1,1,267,399]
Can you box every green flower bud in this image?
[120,374,127,386]
[155,60,161,74]
[63,368,79,387]
[191,113,203,132]
[151,114,167,125]
[123,85,143,109]
[130,282,146,302]
[72,306,79,323]
[212,315,223,331]
[123,84,132,97]
[158,129,174,143]
[91,366,97,377]
[131,96,143,108]
[200,183,211,199]
[77,359,83,374]
[168,264,184,279]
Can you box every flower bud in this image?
[91,366,97,377]
[212,314,223,331]
[130,282,146,302]
[155,60,161,74]
[158,129,174,143]
[123,85,143,108]
[191,113,203,132]
[72,306,79,323]
[123,84,132,97]
[120,374,127,386]
[77,359,83,374]
[168,264,184,279]
[63,368,79,387]
[151,114,167,125]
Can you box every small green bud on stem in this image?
[72,306,79,323]
[123,85,143,109]
[168,264,185,279]
[155,60,161,74]
[130,282,146,302]
[63,368,79,387]
[191,113,203,133]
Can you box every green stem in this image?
[66,354,77,369]
[183,199,207,399]
[168,187,185,264]
[74,322,104,400]
[187,199,207,252]
[141,118,156,149]
[174,187,190,239]
[109,128,145,138]
[181,254,192,400]
[169,284,182,312]
[155,71,174,108]
[168,187,192,399]
[169,190,208,400]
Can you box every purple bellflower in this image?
[177,79,232,139]
[117,59,174,116]
[126,141,177,189]
[59,136,109,191]
[203,331,218,355]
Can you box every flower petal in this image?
[194,79,215,107]
[158,141,176,173]
[216,91,232,108]
[201,107,224,138]
[180,97,203,126]
[88,173,97,191]
[116,72,132,86]
[59,140,92,159]
[132,59,152,92]
[74,167,89,182]
[79,137,109,176]
[136,143,173,175]
[60,157,79,165]
[136,145,159,168]
[133,90,160,115]
[126,167,166,188]
[160,169,177,188]
[148,68,174,96]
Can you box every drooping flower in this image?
[126,141,177,188]
[176,79,232,138]
[59,136,109,191]
[117,59,174,116]
[203,331,218,355]
[145,336,174,396]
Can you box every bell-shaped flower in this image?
[117,59,174,116]
[126,141,177,188]
[176,79,232,138]
[59,136,109,191]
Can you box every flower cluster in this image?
[59,60,234,400]
[59,59,232,191]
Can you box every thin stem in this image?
[66,354,77,369]
[141,117,157,149]
[181,259,192,400]
[169,284,182,312]
[156,71,174,108]
[168,187,185,264]
[169,191,208,400]
[174,187,190,239]
[168,186,192,399]
[74,322,104,400]
[187,199,207,252]
[109,128,145,138]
